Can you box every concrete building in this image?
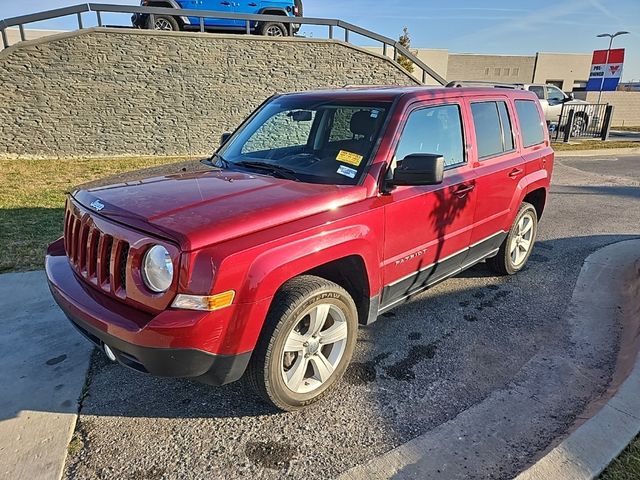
[368,47,592,91]
[1,28,67,50]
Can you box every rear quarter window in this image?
[515,100,545,148]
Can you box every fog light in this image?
[103,344,117,362]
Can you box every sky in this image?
[2,0,639,80]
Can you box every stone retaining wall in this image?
[0,28,418,158]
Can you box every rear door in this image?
[466,97,525,259]
[198,0,238,27]
[381,100,477,308]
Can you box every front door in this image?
[381,101,477,309]
[545,85,567,124]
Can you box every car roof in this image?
[280,85,538,103]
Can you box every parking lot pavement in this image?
[62,155,639,479]
[0,271,92,480]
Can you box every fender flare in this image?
[503,170,549,230]
[238,224,381,304]
[258,8,289,17]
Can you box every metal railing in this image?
[0,3,446,85]
[551,103,615,142]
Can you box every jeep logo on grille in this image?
[90,200,105,212]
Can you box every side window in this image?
[529,86,545,100]
[497,102,514,151]
[546,86,565,104]
[395,104,464,168]
[515,100,545,147]
[470,102,503,159]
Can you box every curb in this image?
[339,239,640,480]
[554,147,640,157]
[515,239,640,479]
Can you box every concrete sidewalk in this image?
[0,271,92,480]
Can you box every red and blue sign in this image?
[586,48,625,91]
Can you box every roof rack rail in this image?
[446,80,525,89]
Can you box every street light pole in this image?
[596,31,630,104]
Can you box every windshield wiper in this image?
[234,161,300,181]
[212,152,230,168]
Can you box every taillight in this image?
[293,6,299,15]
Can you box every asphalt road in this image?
[65,153,640,480]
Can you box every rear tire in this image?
[246,275,358,411]
[487,202,538,276]
[148,15,180,31]
[258,22,288,36]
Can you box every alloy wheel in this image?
[280,303,348,394]
[266,25,284,36]
[510,212,535,266]
[154,19,174,31]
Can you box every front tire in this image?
[148,15,180,31]
[247,275,358,411]
[487,202,538,276]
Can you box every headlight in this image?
[142,245,174,293]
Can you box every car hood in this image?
[72,169,366,251]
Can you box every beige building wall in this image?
[1,28,66,50]
[533,52,591,91]
[584,91,640,126]
[447,54,535,84]
[364,47,449,85]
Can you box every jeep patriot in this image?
[46,86,554,410]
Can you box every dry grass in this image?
[0,157,194,272]
[600,436,640,480]
[552,141,640,151]
[612,126,640,132]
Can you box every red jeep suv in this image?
[46,86,553,410]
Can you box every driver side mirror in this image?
[220,132,232,146]
[565,93,574,102]
[391,154,445,186]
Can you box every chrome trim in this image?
[386,231,505,288]
[469,230,507,249]
[379,242,504,314]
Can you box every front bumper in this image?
[46,238,251,385]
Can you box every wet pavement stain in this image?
[245,441,297,470]
[464,314,478,322]
[46,354,67,366]
[344,352,391,385]
[385,344,437,381]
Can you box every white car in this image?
[521,84,592,134]
[447,81,595,136]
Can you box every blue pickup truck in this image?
[132,0,303,36]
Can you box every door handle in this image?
[248,2,258,5]
[453,184,475,197]
[508,167,524,178]
[220,1,231,5]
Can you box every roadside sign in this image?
[586,48,625,91]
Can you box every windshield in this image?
[218,97,391,185]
